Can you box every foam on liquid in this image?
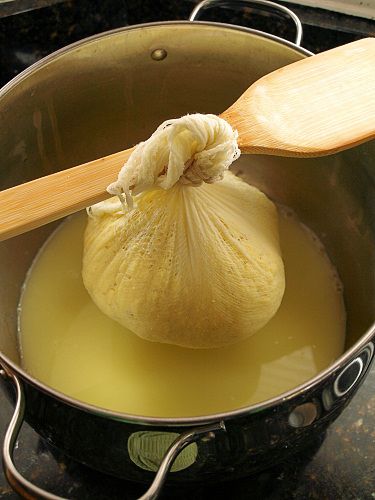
[18,209,345,417]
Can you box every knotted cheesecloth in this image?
[82,114,285,348]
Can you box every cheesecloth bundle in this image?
[82,114,285,348]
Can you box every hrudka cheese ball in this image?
[82,114,285,348]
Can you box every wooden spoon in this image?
[1,38,374,242]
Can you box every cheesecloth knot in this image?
[106,113,240,210]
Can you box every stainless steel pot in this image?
[0,1,374,498]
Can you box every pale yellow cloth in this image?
[83,114,285,348]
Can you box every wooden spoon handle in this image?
[0,148,133,241]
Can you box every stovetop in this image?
[0,1,374,498]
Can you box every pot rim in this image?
[1,20,374,426]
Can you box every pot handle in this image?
[138,420,226,500]
[1,368,64,499]
[1,366,225,500]
[189,0,303,46]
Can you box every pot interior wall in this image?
[0,23,374,368]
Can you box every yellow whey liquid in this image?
[18,209,345,417]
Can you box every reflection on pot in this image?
[128,431,198,472]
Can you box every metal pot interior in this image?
[0,22,374,408]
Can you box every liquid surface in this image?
[19,210,345,417]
